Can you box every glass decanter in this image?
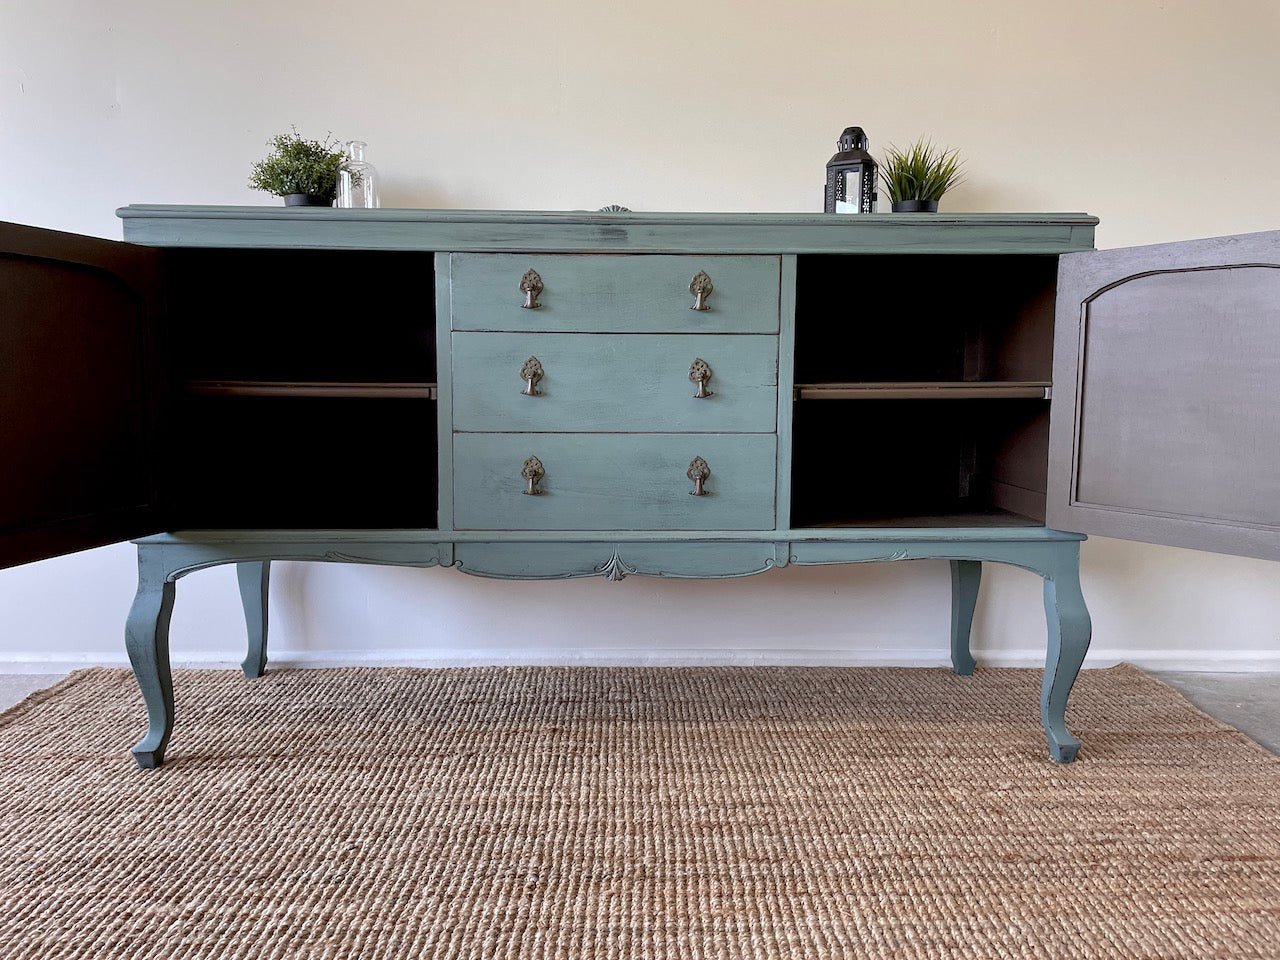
[335,140,380,208]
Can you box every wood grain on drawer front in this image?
[453,433,777,530]
[452,332,777,433]
[450,254,780,333]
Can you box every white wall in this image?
[2,0,1278,671]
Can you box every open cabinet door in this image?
[0,221,166,570]
[1047,230,1280,561]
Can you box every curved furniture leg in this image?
[125,565,176,769]
[1041,559,1093,763]
[949,559,981,676]
[237,560,271,679]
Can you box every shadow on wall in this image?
[254,558,961,665]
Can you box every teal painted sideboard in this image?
[3,209,1277,768]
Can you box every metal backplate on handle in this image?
[519,269,544,309]
[689,270,713,311]
[520,356,544,396]
[688,357,714,398]
[521,455,545,495]
[687,456,711,496]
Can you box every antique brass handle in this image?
[519,268,544,309]
[521,455,545,495]
[689,270,713,311]
[687,456,710,496]
[520,356,544,396]
[688,358,714,398]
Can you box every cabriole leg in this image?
[237,560,271,679]
[1041,559,1093,763]
[125,565,177,769]
[949,559,981,676]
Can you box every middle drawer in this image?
[451,332,778,433]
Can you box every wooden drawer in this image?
[451,332,778,433]
[449,254,780,334]
[452,433,777,530]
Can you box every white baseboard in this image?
[2,647,1278,674]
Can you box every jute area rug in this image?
[0,665,1277,959]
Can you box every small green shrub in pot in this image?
[247,129,356,206]
[879,139,964,212]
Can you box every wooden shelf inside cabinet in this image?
[802,509,1047,529]
[795,381,1052,401]
[187,380,438,400]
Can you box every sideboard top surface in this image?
[118,206,1098,254]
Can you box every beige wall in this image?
[1,0,1278,669]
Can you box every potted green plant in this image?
[247,129,355,206]
[879,139,964,212]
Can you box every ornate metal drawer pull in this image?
[689,270,713,311]
[688,358,714,398]
[687,456,710,496]
[521,455,545,495]
[519,269,544,309]
[520,356,544,396]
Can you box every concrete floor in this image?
[0,670,1276,755]
[1153,671,1280,755]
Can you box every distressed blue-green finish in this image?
[454,540,784,580]
[949,560,981,676]
[452,433,778,530]
[774,257,798,532]
[450,254,781,333]
[125,548,176,768]
[435,252,457,532]
[787,536,1090,761]
[1041,561,1093,763]
[237,560,270,679]
[115,207,1104,768]
[119,207,1098,254]
[451,332,778,434]
[126,529,1089,767]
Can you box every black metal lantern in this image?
[824,126,878,214]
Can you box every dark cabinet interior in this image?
[791,254,1057,527]
[791,398,1049,527]
[794,254,1058,383]
[173,396,436,528]
[161,249,438,529]
[164,250,436,383]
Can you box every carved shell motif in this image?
[596,551,638,582]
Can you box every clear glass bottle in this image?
[335,140,380,208]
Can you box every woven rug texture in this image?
[0,664,1278,959]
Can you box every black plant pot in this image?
[890,199,939,213]
[283,194,333,207]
